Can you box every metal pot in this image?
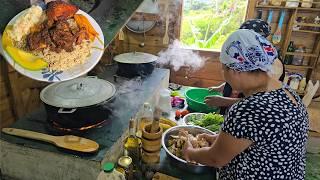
[40,77,116,129]
[162,125,217,174]
[114,52,157,78]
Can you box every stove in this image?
[0,65,170,180]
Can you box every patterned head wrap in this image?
[240,19,271,38]
[220,29,277,72]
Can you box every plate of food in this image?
[183,112,224,133]
[1,1,104,82]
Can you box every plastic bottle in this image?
[158,89,172,115]
[137,103,153,134]
[97,162,126,180]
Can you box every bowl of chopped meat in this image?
[162,125,217,174]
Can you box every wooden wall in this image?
[0,57,14,128]
[0,56,47,128]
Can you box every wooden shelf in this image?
[256,5,296,9]
[285,52,318,57]
[295,23,320,28]
[285,64,314,70]
[292,30,320,34]
[256,5,320,11]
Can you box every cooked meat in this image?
[75,27,89,44]
[27,28,52,51]
[27,32,47,51]
[47,1,78,23]
[49,21,75,52]
[26,1,89,53]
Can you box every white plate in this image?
[2,9,104,82]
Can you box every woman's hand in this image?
[208,82,226,93]
[182,138,193,162]
[205,95,240,107]
[197,133,218,145]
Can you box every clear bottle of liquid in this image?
[125,118,139,149]
[124,118,140,164]
[137,103,153,135]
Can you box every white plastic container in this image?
[285,0,299,7]
[301,0,313,8]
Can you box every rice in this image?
[8,6,44,42]
[35,41,92,71]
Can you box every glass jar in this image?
[292,46,305,66]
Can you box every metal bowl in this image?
[182,113,206,125]
[161,125,216,174]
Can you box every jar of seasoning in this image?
[292,45,305,66]
[301,0,313,8]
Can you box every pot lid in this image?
[40,77,116,108]
[114,52,158,64]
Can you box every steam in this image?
[157,40,206,71]
[103,77,144,118]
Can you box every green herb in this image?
[188,113,224,132]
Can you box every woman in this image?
[206,19,285,114]
[182,29,309,179]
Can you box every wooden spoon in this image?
[2,128,99,153]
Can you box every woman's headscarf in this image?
[240,19,271,38]
[220,29,277,72]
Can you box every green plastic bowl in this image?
[184,88,222,113]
